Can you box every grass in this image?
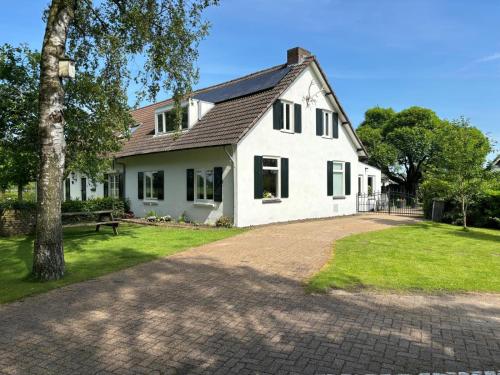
[0,224,244,304]
[307,221,500,293]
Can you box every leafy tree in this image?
[426,118,492,229]
[33,0,217,281]
[0,44,40,200]
[357,106,443,195]
[0,43,129,199]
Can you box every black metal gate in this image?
[357,192,423,216]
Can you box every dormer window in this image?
[155,107,188,135]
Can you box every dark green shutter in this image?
[254,156,263,199]
[214,167,223,202]
[327,161,333,196]
[316,108,323,136]
[118,173,124,199]
[154,171,164,200]
[65,178,71,201]
[81,178,87,201]
[273,100,283,130]
[294,104,302,133]
[186,169,194,201]
[345,162,351,195]
[281,158,289,198]
[332,112,339,138]
[103,174,109,197]
[138,172,144,199]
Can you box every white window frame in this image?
[323,110,333,138]
[109,174,120,198]
[358,174,364,196]
[262,157,280,199]
[195,169,214,202]
[281,100,294,133]
[155,105,189,135]
[332,161,344,197]
[144,171,159,200]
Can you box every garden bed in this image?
[120,217,210,229]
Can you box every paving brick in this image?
[0,215,498,374]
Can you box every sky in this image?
[1,0,499,156]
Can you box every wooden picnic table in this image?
[62,210,119,235]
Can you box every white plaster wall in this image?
[357,162,382,195]
[235,66,361,227]
[120,147,233,225]
[64,172,105,201]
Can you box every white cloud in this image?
[475,52,500,63]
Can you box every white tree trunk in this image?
[32,0,74,281]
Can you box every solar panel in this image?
[194,66,291,104]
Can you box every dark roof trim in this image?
[115,143,232,160]
[311,60,368,156]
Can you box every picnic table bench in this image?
[62,210,119,235]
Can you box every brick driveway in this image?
[0,214,499,374]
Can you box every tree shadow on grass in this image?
[450,227,500,244]
[1,254,499,374]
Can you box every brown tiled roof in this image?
[115,60,311,158]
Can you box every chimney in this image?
[287,47,311,65]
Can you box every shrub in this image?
[0,200,37,212]
[61,197,125,217]
[215,216,233,228]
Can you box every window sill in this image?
[194,201,215,208]
[143,200,159,206]
[280,129,294,134]
[321,135,333,139]
[262,198,282,204]
[332,196,346,200]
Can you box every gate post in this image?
[388,192,391,215]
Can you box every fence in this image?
[357,192,423,216]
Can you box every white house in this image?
[65,47,382,227]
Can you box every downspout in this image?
[224,145,237,227]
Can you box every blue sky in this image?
[1,0,499,154]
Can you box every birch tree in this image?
[33,0,217,280]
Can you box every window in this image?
[156,107,188,134]
[263,157,280,199]
[368,175,374,195]
[282,101,294,131]
[157,114,164,133]
[109,174,120,198]
[323,110,332,137]
[332,162,344,197]
[196,170,214,201]
[144,171,161,200]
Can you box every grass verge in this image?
[307,222,500,293]
[0,224,244,303]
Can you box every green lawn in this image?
[307,222,500,293]
[0,224,244,304]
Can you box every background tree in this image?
[34,0,217,281]
[0,43,131,198]
[425,118,492,229]
[357,106,443,195]
[0,44,40,200]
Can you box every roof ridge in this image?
[131,63,287,113]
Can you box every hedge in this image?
[423,190,500,229]
[0,197,126,217]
